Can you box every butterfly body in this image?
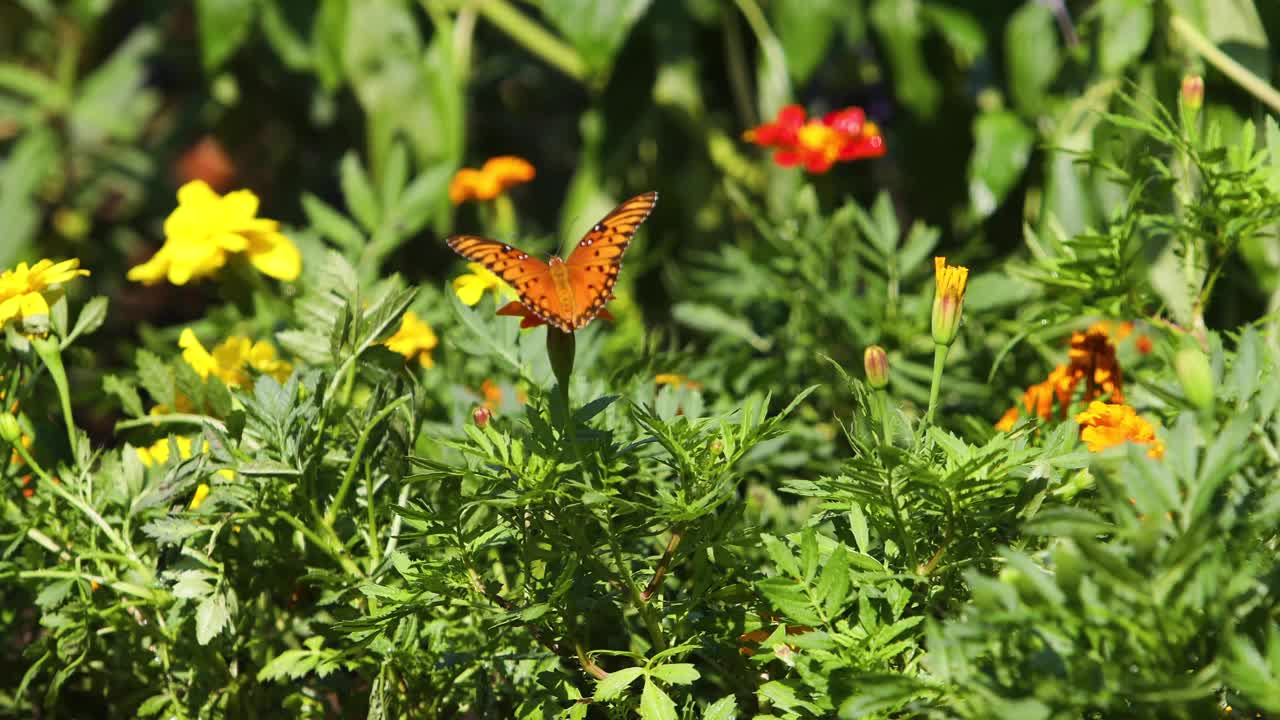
[446,192,658,333]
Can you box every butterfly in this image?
[446,192,658,333]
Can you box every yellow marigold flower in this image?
[135,436,233,480]
[931,257,969,346]
[189,483,211,511]
[0,258,90,331]
[128,181,301,286]
[655,373,703,390]
[448,156,536,204]
[1074,401,1164,459]
[179,328,293,388]
[453,262,514,306]
[384,311,438,368]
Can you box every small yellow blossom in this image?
[0,258,90,331]
[128,181,301,285]
[189,483,211,511]
[1075,401,1165,459]
[384,312,438,368]
[655,373,703,390]
[448,156,536,204]
[453,263,514,306]
[931,257,969,346]
[179,328,293,388]
[135,436,233,481]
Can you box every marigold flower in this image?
[384,311,438,368]
[655,373,703,390]
[0,258,90,332]
[448,156,536,204]
[1068,328,1124,403]
[136,436,234,479]
[180,329,293,387]
[995,407,1020,432]
[189,483,211,511]
[128,181,301,286]
[931,257,969,346]
[863,345,889,390]
[454,263,515,306]
[745,105,886,174]
[1075,401,1164,458]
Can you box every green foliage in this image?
[4,0,1280,718]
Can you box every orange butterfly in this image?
[446,192,658,333]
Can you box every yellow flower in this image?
[127,181,301,286]
[1074,401,1165,459]
[189,483,211,511]
[453,263,514,306]
[384,312,438,368]
[135,436,233,481]
[931,257,969,346]
[655,373,703,390]
[179,328,293,388]
[0,258,90,331]
[448,156,536,204]
[10,433,33,467]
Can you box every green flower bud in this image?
[1181,74,1204,112]
[863,345,889,389]
[0,412,22,446]
[1174,341,1213,410]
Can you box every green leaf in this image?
[1096,0,1154,74]
[538,0,653,78]
[703,695,738,720]
[196,0,258,71]
[172,571,216,600]
[340,151,381,231]
[869,0,940,118]
[594,666,645,701]
[969,110,1034,219]
[302,193,365,252]
[672,303,772,352]
[817,547,852,618]
[142,517,206,545]
[773,0,840,84]
[1005,1,1060,115]
[103,374,144,418]
[195,593,230,645]
[639,678,678,720]
[757,577,823,626]
[135,350,175,410]
[62,295,108,347]
[35,579,73,610]
[648,663,700,686]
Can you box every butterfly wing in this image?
[564,192,658,329]
[446,235,571,331]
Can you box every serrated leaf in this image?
[594,666,645,701]
[63,295,108,346]
[703,695,738,720]
[172,571,215,600]
[195,593,230,645]
[340,151,381,230]
[103,374,144,418]
[35,579,74,610]
[302,193,366,252]
[136,350,174,409]
[648,663,700,686]
[142,517,206,544]
[639,678,678,720]
[817,547,852,618]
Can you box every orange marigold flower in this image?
[1068,328,1124,403]
[1075,401,1164,458]
[995,407,1020,432]
[449,156,536,204]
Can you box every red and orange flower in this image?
[743,105,886,173]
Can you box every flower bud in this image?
[0,412,22,446]
[1181,74,1204,112]
[863,345,889,389]
[472,406,492,428]
[1174,342,1214,410]
[546,326,576,390]
[931,257,969,346]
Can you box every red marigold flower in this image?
[742,104,807,148]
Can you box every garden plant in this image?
[5,1,1280,718]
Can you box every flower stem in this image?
[32,337,80,466]
[474,0,589,85]
[875,389,892,444]
[925,344,949,425]
[326,395,408,527]
[1170,15,1280,115]
[641,529,683,602]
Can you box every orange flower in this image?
[480,379,503,410]
[448,156,536,204]
[1075,401,1164,458]
[997,323,1132,430]
[995,407,1020,432]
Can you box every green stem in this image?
[364,460,381,571]
[326,396,408,527]
[641,530,682,602]
[32,337,80,465]
[925,344,949,425]
[115,414,228,433]
[875,389,892,444]
[276,511,364,579]
[1170,15,1280,115]
[475,0,588,85]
